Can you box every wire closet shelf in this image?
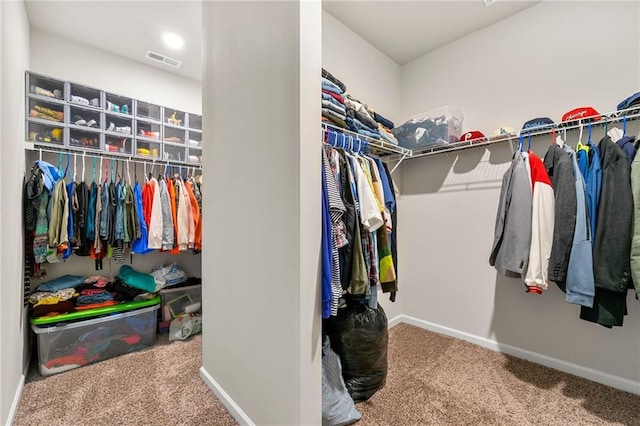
[407,107,640,159]
[25,141,203,172]
[321,122,413,173]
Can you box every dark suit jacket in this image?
[543,145,576,285]
[592,136,633,294]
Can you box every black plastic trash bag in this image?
[325,303,388,403]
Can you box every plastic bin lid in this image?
[31,296,161,326]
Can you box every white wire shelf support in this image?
[406,107,640,160]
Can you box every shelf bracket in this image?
[389,151,410,174]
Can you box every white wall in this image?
[322,11,404,322]
[322,11,402,125]
[0,0,30,424]
[399,1,640,390]
[402,1,639,132]
[30,29,201,114]
[201,1,321,424]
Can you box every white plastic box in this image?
[32,305,159,376]
[392,106,464,151]
[159,284,202,322]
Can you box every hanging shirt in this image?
[576,142,589,178]
[132,182,152,254]
[63,181,75,260]
[175,179,190,251]
[142,180,154,230]
[147,178,163,250]
[352,156,383,232]
[524,151,555,294]
[323,148,345,316]
[48,178,69,248]
[321,153,333,319]
[99,181,109,240]
[168,178,180,254]
[94,183,103,255]
[185,181,201,250]
[158,179,175,251]
[563,144,595,307]
[584,142,602,241]
[86,182,97,241]
[114,182,125,241]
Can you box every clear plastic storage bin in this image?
[393,106,464,151]
[32,305,159,376]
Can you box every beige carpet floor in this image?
[14,334,238,426]
[14,324,640,425]
[357,324,640,425]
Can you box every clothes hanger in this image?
[518,133,524,152]
[127,159,132,186]
[92,156,96,184]
[587,121,593,145]
[527,133,532,152]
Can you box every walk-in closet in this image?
[2,1,639,425]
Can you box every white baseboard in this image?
[6,369,27,425]
[387,314,403,328]
[199,366,255,426]
[399,315,640,396]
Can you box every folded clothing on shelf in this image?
[139,129,160,139]
[70,136,99,148]
[373,112,394,130]
[30,105,63,122]
[70,95,90,106]
[31,86,62,99]
[164,136,183,143]
[322,68,347,93]
[37,275,85,292]
[346,116,380,140]
[29,128,63,143]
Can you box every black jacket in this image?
[543,145,576,286]
[592,136,633,294]
[581,136,633,327]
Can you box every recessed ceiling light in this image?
[162,32,185,49]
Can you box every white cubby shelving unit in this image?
[25,71,203,165]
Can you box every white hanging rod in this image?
[408,107,640,160]
[25,142,203,171]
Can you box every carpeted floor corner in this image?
[356,323,640,426]
[14,324,640,425]
[14,334,238,426]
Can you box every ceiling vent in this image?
[145,50,182,68]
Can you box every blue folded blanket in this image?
[37,275,84,292]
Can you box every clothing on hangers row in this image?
[490,119,639,329]
[321,128,398,319]
[24,153,203,279]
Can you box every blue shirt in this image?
[585,142,602,242]
[321,163,333,319]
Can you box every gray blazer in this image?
[543,145,576,285]
[490,152,532,278]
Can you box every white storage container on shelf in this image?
[392,106,464,151]
[31,303,159,376]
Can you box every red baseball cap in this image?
[460,131,486,143]
[561,107,601,124]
